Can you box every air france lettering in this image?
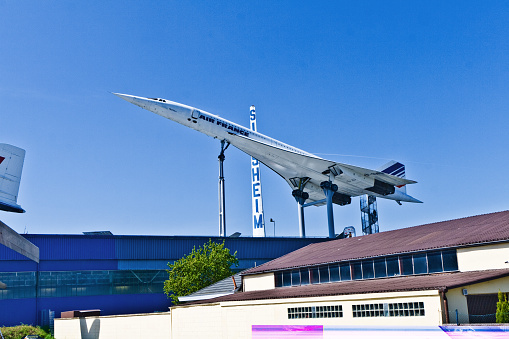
[197,114,250,137]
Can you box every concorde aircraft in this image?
[0,143,25,213]
[114,93,421,207]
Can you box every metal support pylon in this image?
[320,178,338,239]
[218,140,230,237]
[292,189,309,238]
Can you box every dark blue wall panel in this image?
[0,243,28,260]
[24,235,116,260]
[0,234,327,327]
[0,260,38,272]
[38,260,117,271]
[36,293,172,319]
[0,298,37,326]
[0,294,172,327]
[114,236,326,261]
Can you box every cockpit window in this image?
[149,98,167,103]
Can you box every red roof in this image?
[245,210,509,275]
[184,269,509,305]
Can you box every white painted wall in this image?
[242,272,275,291]
[170,290,443,339]
[54,312,171,339]
[457,243,509,272]
[445,275,509,324]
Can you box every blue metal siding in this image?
[117,260,171,270]
[24,235,115,260]
[38,260,118,271]
[222,237,324,259]
[115,236,326,261]
[0,234,327,326]
[0,298,37,326]
[0,260,38,272]
[0,294,172,327]
[115,236,218,260]
[0,243,28,260]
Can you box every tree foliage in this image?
[496,290,509,323]
[164,239,238,304]
[0,325,54,339]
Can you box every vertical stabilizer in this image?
[379,160,406,194]
[0,144,26,213]
[250,106,266,237]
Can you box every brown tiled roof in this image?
[184,269,509,305]
[244,210,509,275]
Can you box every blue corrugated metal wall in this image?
[1,235,326,271]
[24,235,116,260]
[114,236,325,263]
[0,234,327,326]
[0,293,171,327]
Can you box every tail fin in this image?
[0,144,26,213]
[378,160,406,193]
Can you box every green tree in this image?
[0,325,54,339]
[164,239,238,304]
[496,290,509,323]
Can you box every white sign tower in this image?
[250,105,266,237]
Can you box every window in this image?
[340,263,351,281]
[291,270,300,286]
[401,255,413,275]
[310,267,320,284]
[374,258,387,278]
[275,272,283,287]
[0,270,166,300]
[362,260,374,279]
[282,271,291,287]
[288,305,343,319]
[274,248,459,288]
[319,265,330,283]
[413,253,427,274]
[352,303,385,317]
[427,251,443,273]
[386,256,400,276]
[354,302,425,318]
[388,302,425,317]
[330,264,340,282]
[300,268,310,285]
[442,250,458,271]
[352,262,362,280]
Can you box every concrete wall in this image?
[170,290,443,339]
[242,272,275,292]
[445,275,509,324]
[457,243,509,272]
[54,312,171,339]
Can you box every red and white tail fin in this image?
[0,144,25,213]
[379,160,406,194]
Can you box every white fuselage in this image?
[115,94,421,204]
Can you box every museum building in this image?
[168,211,509,338]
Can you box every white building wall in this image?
[445,275,509,324]
[54,312,171,339]
[170,290,443,339]
[242,272,275,291]
[457,242,509,272]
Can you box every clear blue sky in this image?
[1,1,508,237]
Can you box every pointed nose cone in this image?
[113,93,151,108]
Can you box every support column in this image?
[320,180,338,239]
[292,189,309,238]
[218,140,230,237]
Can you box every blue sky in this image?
[1,1,508,237]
